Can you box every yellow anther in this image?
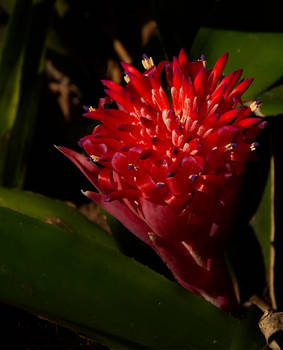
[225,143,237,151]
[142,56,154,70]
[198,55,206,68]
[90,155,100,162]
[128,163,139,171]
[249,99,262,112]
[250,101,259,112]
[250,142,257,151]
[225,143,233,151]
[124,74,130,83]
[89,106,96,112]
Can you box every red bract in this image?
[58,50,266,313]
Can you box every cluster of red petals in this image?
[58,49,266,313]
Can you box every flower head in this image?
[58,49,265,312]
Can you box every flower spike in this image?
[59,50,265,314]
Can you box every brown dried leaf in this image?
[141,20,158,47]
[46,60,81,121]
[259,311,283,350]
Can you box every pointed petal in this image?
[228,78,254,100]
[101,79,123,93]
[104,89,135,113]
[234,117,262,129]
[209,53,229,91]
[216,109,240,127]
[55,146,102,191]
[178,48,189,67]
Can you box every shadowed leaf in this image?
[0,206,265,349]
[259,85,283,117]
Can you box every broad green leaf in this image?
[191,28,283,100]
[259,85,283,117]
[0,187,117,251]
[0,206,265,349]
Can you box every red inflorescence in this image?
[58,49,266,312]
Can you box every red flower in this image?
[58,49,265,313]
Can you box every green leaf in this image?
[259,85,283,116]
[191,28,283,100]
[0,206,265,349]
[0,186,117,251]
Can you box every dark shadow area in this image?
[228,224,266,303]
[228,115,283,309]
[238,123,272,223]
[0,303,106,349]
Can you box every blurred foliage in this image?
[0,0,282,348]
[0,0,54,187]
